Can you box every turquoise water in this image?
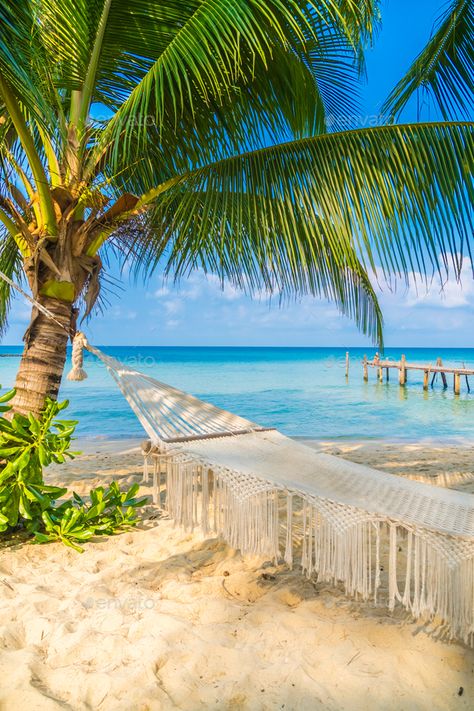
[1,346,474,442]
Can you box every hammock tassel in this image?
[141,441,152,483]
[67,332,88,381]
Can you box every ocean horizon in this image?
[2,345,474,443]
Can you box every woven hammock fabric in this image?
[87,345,266,441]
[87,344,474,644]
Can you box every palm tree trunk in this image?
[11,296,73,416]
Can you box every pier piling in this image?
[423,370,429,390]
[399,354,407,386]
[436,358,448,388]
[454,372,461,395]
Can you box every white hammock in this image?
[70,337,474,645]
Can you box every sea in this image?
[1,346,474,443]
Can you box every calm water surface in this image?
[1,346,473,442]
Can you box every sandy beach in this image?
[1,0,473,707]
[0,438,473,710]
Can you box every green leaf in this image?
[0,446,22,457]
[39,279,75,302]
[66,527,95,541]
[126,496,150,508]
[18,491,32,519]
[27,413,41,435]
[60,537,85,553]
[72,491,84,505]
[0,388,15,404]
[35,484,68,497]
[123,483,139,500]
[128,122,472,346]
[41,510,55,531]
[86,502,106,520]
[11,449,32,472]
[38,444,50,467]
[0,233,24,337]
[383,0,474,121]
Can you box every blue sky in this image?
[4,0,474,348]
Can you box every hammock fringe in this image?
[144,450,474,646]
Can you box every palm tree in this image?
[0,0,472,416]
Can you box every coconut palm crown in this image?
[0,0,472,415]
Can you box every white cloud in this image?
[153,270,246,304]
[108,306,137,321]
[405,277,474,310]
[154,286,170,298]
[163,299,182,316]
[378,256,474,311]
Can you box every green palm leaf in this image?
[121,195,385,344]
[125,122,472,291]
[87,0,377,168]
[0,234,23,336]
[383,0,474,121]
[0,2,64,129]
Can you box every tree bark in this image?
[10,296,73,417]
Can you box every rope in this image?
[67,332,88,381]
[0,269,88,381]
[0,269,71,335]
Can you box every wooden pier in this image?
[361,354,473,395]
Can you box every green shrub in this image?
[0,388,148,551]
[34,482,148,552]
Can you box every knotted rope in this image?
[66,331,89,381]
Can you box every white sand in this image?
[0,439,473,710]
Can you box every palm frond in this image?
[36,0,104,91]
[115,123,472,332]
[2,1,378,186]
[90,0,379,171]
[92,0,378,111]
[113,202,384,344]
[0,1,63,127]
[383,0,474,121]
[0,233,23,336]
